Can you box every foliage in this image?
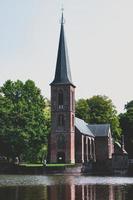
[0,80,51,162]
[75,99,90,122]
[76,95,121,140]
[119,101,133,158]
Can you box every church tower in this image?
[49,13,76,164]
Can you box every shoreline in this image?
[0,163,132,176]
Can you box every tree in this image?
[76,95,121,140]
[75,99,89,122]
[0,94,13,158]
[0,80,51,162]
[119,101,133,158]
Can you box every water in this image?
[0,175,133,200]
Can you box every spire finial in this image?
[61,5,64,13]
[61,6,65,24]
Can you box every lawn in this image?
[46,163,75,167]
[19,163,75,167]
[19,163,43,167]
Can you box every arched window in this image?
[58,114,64,127]
[58,91,64,109]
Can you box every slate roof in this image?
[75,117,94,137]
[87,124,110,137]
[51,13,75,87]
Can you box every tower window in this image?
[57,135,65,149]
[58,114,64,127]
[58,91,64,109]
[72,114,74,129]
[71,91,74,110]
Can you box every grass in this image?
[19,163,43,167]
[46,163,75,167]
[19,163,75,168]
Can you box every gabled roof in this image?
[87,124,110,137]
[50,13,75,87]
[75,117,94,137]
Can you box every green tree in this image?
[87,95,121,140]
[75,98,89,122]
[76,95,121,140]
[0,80,51,162]
[119,101,133,158]
[0,94,13,158]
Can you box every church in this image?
[48,13,114,164]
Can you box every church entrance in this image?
[57,152,65,163]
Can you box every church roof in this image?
[87,124,110,137]
[50,13,75,87]
[75,118,94,137]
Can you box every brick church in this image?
[48,13,114,164]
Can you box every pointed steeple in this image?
[51,12,75,87]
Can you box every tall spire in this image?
[51,11,75,87]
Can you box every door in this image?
[57,152,65,163]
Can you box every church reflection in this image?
[0,183,128,200]
[47,184,126,200]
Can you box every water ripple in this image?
[0,175,133,187]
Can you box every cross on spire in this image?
[61,7,65,25]
[61,6,64,13]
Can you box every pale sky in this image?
[0,0,133,113]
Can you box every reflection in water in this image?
[47,185,127,200]
[0,184,131,200]
[0,186,47,200]
[0,176,133,200]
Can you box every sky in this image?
[0,0,133,113]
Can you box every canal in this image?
[0,175,133,199]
